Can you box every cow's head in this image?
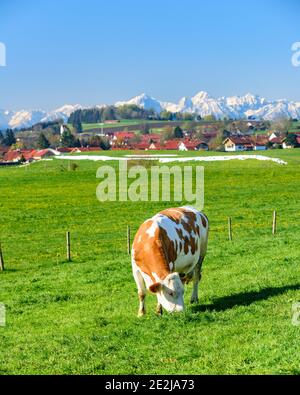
[149,272,185,313]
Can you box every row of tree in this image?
[0,129,16,146]
[68,104,157,125]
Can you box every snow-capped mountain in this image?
[115,93,163,114]
[8,110,48,130]
[0,104,83,130]
[245,100,300,120]
[40,104,83,124]
[1,91,300,130]
[116,91,300,121]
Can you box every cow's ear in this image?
[149,282,161,293]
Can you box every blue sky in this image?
[0,0,300,110]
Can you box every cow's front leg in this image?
[190,258,203,304]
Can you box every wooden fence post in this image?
[66,231,71,261]
[228,217,232,241]
[0,242,4,271]
[127,226,131,255]
[272,210,277,235]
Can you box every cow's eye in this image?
[168,290,174,297]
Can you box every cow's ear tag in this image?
[149,282,161,293]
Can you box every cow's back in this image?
[132,206,209,284]
[158,206,208,273]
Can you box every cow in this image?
[131,206,209,316]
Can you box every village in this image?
[0,121,299,166]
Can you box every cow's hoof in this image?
[190,297,199,304]
[156,305,163,316]
[138,310,145,317]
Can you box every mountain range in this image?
[1,91,300,130]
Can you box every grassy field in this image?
[0,150,300,374]
[74,119,175,132]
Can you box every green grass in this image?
[0,150,300,374]
[71,119,176,132]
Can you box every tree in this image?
[37,132,50,149]
[72,121,83,134]
[160,110,173,121]
[272,118,292,133]
[173,126,183,138]
[61,130,76,147]
[285,133,298,147]
[209,129,225,151]
[99,137,111,150]
[47,134,61,148]
[102,106,116,121]
[182,121,196,132]
[141,123,150,135]
[74,138,81,148]
[160,126,173,143]
[89,135,102,147]
[3,129,16,146]
[203,114,217,122]
[180,113,194,121]
[0,130,3,144]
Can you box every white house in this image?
[223,136,253,152]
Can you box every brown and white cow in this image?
[131,206,209,316]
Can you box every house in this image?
[32,149,59,160]
[111,131,136,148]
[268,131,281,141]
[3,149,41,162]
[132,134,162,150]
[162,139,209,151]
[164,140,181,150]
[57,147,73,153]
[112,131,136,141]
[282,140,294,149]
[3,150,24,162]
[282,133,300,149]
[140,133,161,144]
[268,136,283,148]
[77,147,102,152]
[149,142,162,150]
[178,140,209,151]
[224,135,271,151]
[223,136,254,152]
[253,135,268,151]
[22,150,37,161]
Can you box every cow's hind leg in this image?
[190,257,203,304]
[156,300,163,316]
[138,291,146,317]
[132,263,147,316]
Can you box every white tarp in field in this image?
[55,154,287,165]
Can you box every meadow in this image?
[0,149,300,374]
[76,119,175,132]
